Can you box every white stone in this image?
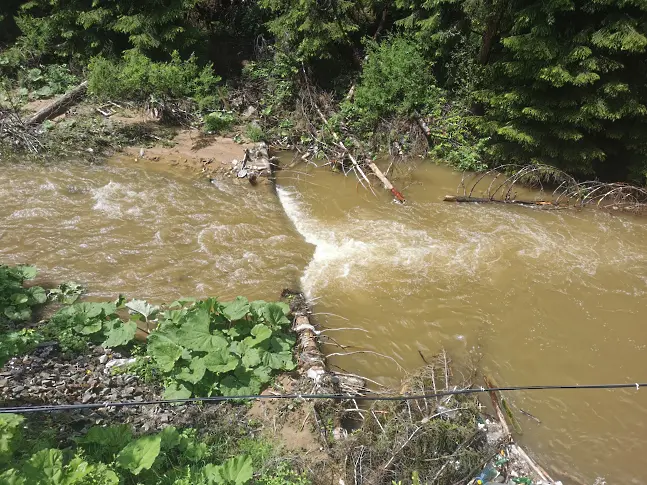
[104,358,136,374]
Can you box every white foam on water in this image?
[278,182,647,305]
[276,185,484,297]
[39,180,57,192]
[91,181,149,218]
[8,208,52,220]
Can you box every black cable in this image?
[2,381,646,414]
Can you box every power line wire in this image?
[1,381,645,414]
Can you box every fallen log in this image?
[484,375,511,440]
[443,195,556,207]
[27,81,88,125]
[367,162,406,203]
[484,375,555,484]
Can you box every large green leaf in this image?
[23,449,63,484]
[159,426,181,450]
[220,371,262,397]
[76,302,116,319]
[3,307,30,321]
[259,349,296,371]
[163,382,192,400]
[0,469,25,485]
[223,322,252,339]
[269,334,296,353]
[75,320,102,335]
[175,357,207,384]
[195,297,221,313]
[147,332,184,372]
[125,299,159,320]
[177,309,228,352]
[78,425,133,461]
[203,349,239,374]
[163,308,188,324]
[203,455,253,485]
[241,348,261,369]
[28,287,47,305]
[249,300,267,320]
[243,324,272,348]
[0,414,24,460]
[116,434,161,475]
[16,266,37,280]
[10,294,28,305]
[262,303,291,328]
[102,320,137,348]
[78,424,133,448]
[221,297,250,322]
[252,365,273,384]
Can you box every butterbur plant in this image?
[147,297,296,399]
[48,299,139,351]
[47,281,84,304]
[0,265,46,322]
[0,420,254,484]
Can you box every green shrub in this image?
[204,111,236,133]
[258,462,311,485]
[242,52,299,119]
[0,265,46,323]
[344,35,487,171]
[0,420,255,485]
[245,123,265,142]
[147,297,296,399]
[88,50,221,111]
[19,64,78,99]
[350,36,443,129]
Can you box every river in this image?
[2,156,647,483]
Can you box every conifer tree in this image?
[476,0,647,179]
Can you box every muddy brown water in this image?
[2,156,647,483]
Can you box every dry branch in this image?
[452,163,647,215]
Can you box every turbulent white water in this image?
[0,159,311,301]
[276,167,647,485]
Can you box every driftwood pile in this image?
[1,81,88,153]
[446,163,647,214]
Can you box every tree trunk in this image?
[478,0,508,65]
[444,195,555,207]
[372,0,392,40]
[27,81,88,125]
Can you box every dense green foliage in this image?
[0,266,85,367]
[476,1,647,179]
[3,0,647,180]
[0,265,45,323]
[0,265,296,399]
[0,414,311,485]
[88,50,221,111]
[351,37,439,127]
[147,297,296,399]
[0,265,309,484]
[0,0,204,67]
